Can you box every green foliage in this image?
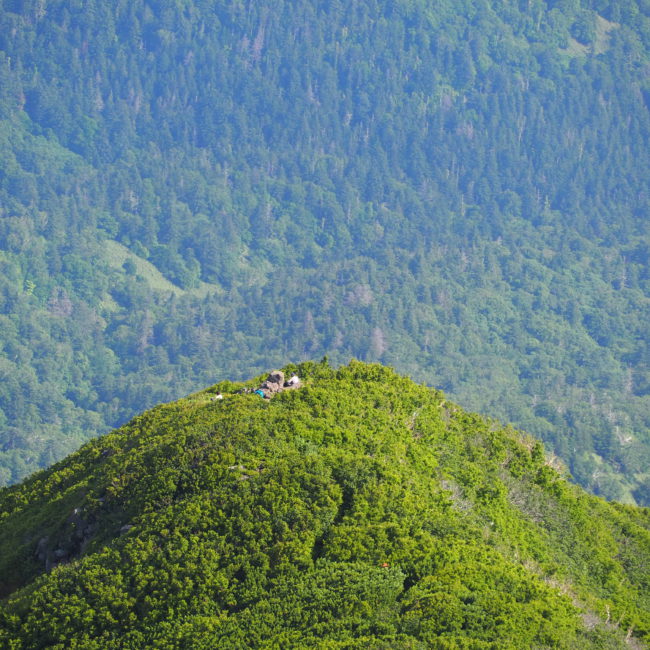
[0,0,649,509]
[0,362,648,647]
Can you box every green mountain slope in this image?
[0,361,648,648]
[0,0,649,503]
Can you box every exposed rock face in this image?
[34,506,97,572]
[260,370,285,396]
[266,370,285,386]
[34,536,50,571]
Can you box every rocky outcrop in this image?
[33,506,98,572]
[259,370,285,397]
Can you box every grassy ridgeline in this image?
[0,360,648,648]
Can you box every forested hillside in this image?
[1,361,649,648]
[0,0,649,503]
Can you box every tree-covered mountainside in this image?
[0,361,649,648]
[0,0,649,503]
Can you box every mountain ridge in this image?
[0,360,648,648]
[0,0,649,504]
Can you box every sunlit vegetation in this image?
[0,0,649,503]
[0,361,648,647]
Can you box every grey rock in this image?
[266,370,284,386]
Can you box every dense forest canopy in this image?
[0,0,648,502]
[0,361,649,647]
